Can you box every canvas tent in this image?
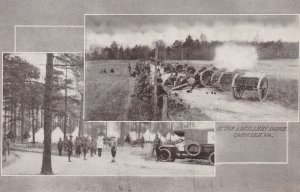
[29,127,65,143]
[52,127,64,143]
[143,129,155,141]
[71,127,79,137]
[28,128,44,143]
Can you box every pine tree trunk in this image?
[3,108,7,135]
[78,94,84,137]
[32,100,35,144]
[40,108,44,127]
[41,53,54,175]
[36,107,39,130]
[13,102,17,142]
[20,97,25,143]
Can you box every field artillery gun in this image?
[210,70,235,91]
[231,73,268,101]
[164,63,191,73]
[199,67,220,88]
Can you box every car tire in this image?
[185,142,201,157]
[159,148,172,162]
[208,152,215,165]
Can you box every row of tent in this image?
[28,127,182,144]
[28,127,89,144]
[128,129,181,142]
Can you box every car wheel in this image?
[159,148,172,162]
[185,142,201,157]
[208,152,215,165]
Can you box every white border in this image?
[14,25,84,52]
[83,14,300,122]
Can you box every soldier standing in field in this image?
[66,135,73,162]
[157,77,168,119]
[128,63,132,76]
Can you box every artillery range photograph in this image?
[2,121,215,176]
[84,15,299,121]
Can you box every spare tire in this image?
[185,142,201,157]
[159,148,172,162]
[208,152,215,165]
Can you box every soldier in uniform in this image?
[128,63,131,75]
[66,135,73,162]
[187,72,201,93]
[97,134,104,157]
[157,77,168,119]
[82,137,88,160]
[153,134,161,162]
[111,137,117,163]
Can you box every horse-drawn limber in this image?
[163,62,268,101]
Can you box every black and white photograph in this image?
[85,15,299,121]
[1,0,300,191]
[2,52,84,175]
[2,121,215,176]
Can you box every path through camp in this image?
[3,144,214,176]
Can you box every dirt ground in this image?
[161,59,299,121]
[2,144,214,176]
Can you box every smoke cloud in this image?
[214,43,258,71]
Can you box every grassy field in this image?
[267,77,298,110]
[84,60,155,121]
[84,60,136,121]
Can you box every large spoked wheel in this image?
[186,66,196,75]
[175,65,184,72]
[219,72,234,91]
[159,148,172,162]
[257,77,268,101]
[208,152,215,165]
[232,87,243,99]
[200,69,215,87]
[185,142,201,157]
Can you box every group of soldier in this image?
[100,68,115,73]
[164,67,199,93]
[57,134,118,163]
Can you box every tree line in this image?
[86,34,299,61]
[3,53,84,143]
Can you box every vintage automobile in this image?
[159,128,215,165]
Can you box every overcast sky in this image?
[9,53,80,97]
[85,15,299,49]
